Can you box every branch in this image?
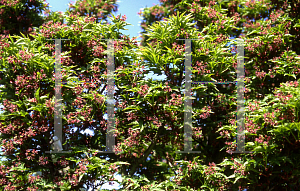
[100,84,107,94]
[178,61,184,91]
[128,125,164,177]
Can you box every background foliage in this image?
[0,0,300,190]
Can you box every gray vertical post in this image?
[54,39,62,150]
[106,39,115,152]
[174,38,250,154]
[184,39,193,152]
[46,39,70,154]
[233,39,251,153]
[176,39,201,154]
[51,39,117,154]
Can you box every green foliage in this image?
[0,0,300,190]
[0,2,135,189]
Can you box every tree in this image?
[65,0,118,23]
[0,0,54,42]
[133,0,300,190]
[39,0,119,32]
[0,0,125,190]
[0,0,300,191]
[0,10,138,189]
[0,0,119,43]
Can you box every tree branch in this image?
[178,61,184,91]
[100,84,107,94]
[128,125,164,177]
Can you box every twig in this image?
[128,125,164,177]
[100,84,107,94]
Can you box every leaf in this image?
[284,73,296,79]
[227,173,236,179]
[248,159,257,168]
[128,121,139,126]
[139,120,145,132]
[219,159,233,166]
[89,58,105,65]
[122,105,140,112]
[233,176,242,184]
[40,95,49,100]
[78,174,84,182]
[34,88,40,102]
[115,161,130,165]
[253,145,264,152]
[245,30,259,36]
[82,29,93,32]
[77,115,85,122]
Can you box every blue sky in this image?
[41,0,160,42]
